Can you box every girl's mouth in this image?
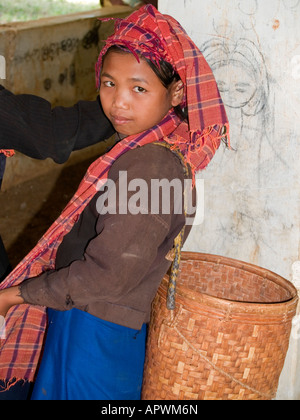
[111,114,131,125]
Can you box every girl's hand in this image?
[0,286,25,318]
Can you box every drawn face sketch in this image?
[213,60,257,110]
[202,38,269,116]
[202,38,270,145]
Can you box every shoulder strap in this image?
[153,141,189,311]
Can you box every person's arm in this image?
[18,151,175,311]
[0,148,179,317]
[0,85,115,164]
[0,208,170,318]
[0,146,186,316]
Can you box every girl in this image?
[0,5,229,400]
[0,82,115,399]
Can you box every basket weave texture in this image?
[142,252,298,400]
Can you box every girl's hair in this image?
[102,46,188,122]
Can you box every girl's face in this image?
[99,50,183,136]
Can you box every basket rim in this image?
[162,252,299,317]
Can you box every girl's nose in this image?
[112,89,129,110]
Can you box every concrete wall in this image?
[159,0,300,400]
[0,5,132,189]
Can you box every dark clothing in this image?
[0,87,115,399]
[0,237,10,282]
[0,85,115,281]
[0,155,10,281]
[0,154,5,187]
[0,85,114,163]
[0,380,33,400]
[20,144,192,330]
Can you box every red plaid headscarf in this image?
[96,5,229,173]
[0,5,229,387]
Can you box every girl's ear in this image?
[171,80,184,107]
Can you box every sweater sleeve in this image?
[19,148,178,311]
[0,85,115,163]
[19,211,171,311]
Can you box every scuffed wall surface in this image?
[0,7,131,104]
[159,0,300,400]
[159,0,299,287]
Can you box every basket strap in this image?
[153,142,189,310]
[166,226,185,310]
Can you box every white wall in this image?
[159,0,300,400]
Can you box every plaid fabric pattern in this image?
[0,5,229,386]
[95,5,229,172]
[0,150,14,157]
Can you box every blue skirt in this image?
[31,309,147,400]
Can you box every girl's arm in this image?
[0,85,115,163]
[6,146,187,326]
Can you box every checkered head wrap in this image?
[0,5,229,387]
[96,4,230,174]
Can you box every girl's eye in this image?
[102,81,115,88]
[133,86,147,93]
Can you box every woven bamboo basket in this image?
[142,252,298,400]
